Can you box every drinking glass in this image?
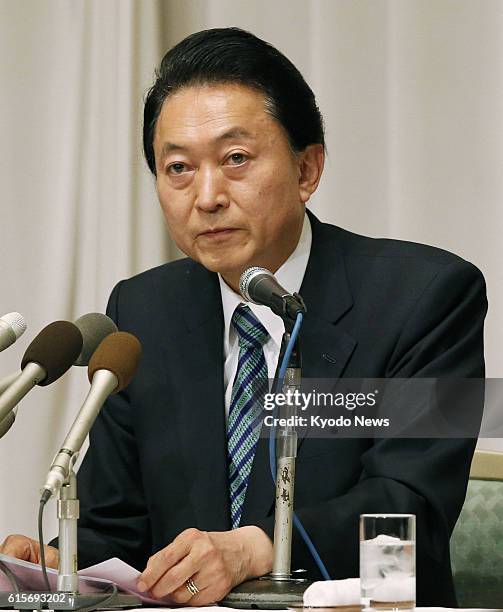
[360,514,415,611]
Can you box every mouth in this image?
[197,227,238,238]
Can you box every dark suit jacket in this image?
[68,212,487,607]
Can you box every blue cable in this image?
[268,312,332,581]
[268,312,303,480]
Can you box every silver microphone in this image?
[42,370,119,498]
[0,372,20,396]
[0,407,18,440]
[0,312,27,352]
[0,363,50,425]
[0,373,21,440]
[42,332,142,500]
[0,321,83,425]
[239,267,306,321]
[0,314,117,440]
[0,373,25,440]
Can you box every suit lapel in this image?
[299,213,357,380]
[241,212,358,522]
[175,265,231,531]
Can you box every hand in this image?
[137,526,273,605]
[0,534,59,569]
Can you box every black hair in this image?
[143,27,325,175]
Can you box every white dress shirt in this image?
[218,212,312,420]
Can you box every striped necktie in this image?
[227,304,270,529]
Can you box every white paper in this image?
[0,553,173,605]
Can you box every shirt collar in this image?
[218,212,312,355]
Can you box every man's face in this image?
[153,83,320,289]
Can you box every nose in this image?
[194,165,229,212]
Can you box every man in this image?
[1,27,487,607]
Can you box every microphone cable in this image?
[38,500,51,592]
[73,582,118,612]
[268,312,332,581]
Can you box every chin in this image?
[198,257,237,275]
[197,251,252,276]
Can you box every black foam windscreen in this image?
[21,321,83,386]
[88,332,142,393]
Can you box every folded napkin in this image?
[303,578,361,607]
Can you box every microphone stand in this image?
[270,330,301,582]
[5,467,141,611]
[221,326,310,609]
[54,467,141,611]
[57,470,79,594]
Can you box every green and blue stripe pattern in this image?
[227,304,269,528]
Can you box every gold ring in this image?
[186,577,199,596]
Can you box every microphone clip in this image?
[276,292,307,328]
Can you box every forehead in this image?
[154,83,282,147]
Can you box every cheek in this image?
[157,186,192,226]
[253,172,298,222]
[245,169,288,216]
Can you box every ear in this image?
[297,144,325,203]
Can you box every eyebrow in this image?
[159,128,256,163]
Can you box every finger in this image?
[138,528,199,591]
[149,549,200,600]
[1,535,37,563]
[189,549,235,605]
[44,546,59,569]
[187,574,233,607]
[168,571,207,605]
[169,557,233,606]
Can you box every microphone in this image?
[0,408,17,439]
[239,267,306,321]
[0,312,27,352]
[0,373,20,440]
[73,313,118,366]
[0,321,83,424]
[0,314,117,440]
[41,331,141,500]
[0,372,20,396]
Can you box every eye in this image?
[167,162,188,175]
[226,152,247,166]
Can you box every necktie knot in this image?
[231,304,270,349]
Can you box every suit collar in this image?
[301,209,354,326]
[297,210,357,380]
[241,211,358,524]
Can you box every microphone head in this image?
[88,332,142,393]
[239,267,274,303]
[1,312,27,340]
[73,313,118,366]
[21,321,83,386]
